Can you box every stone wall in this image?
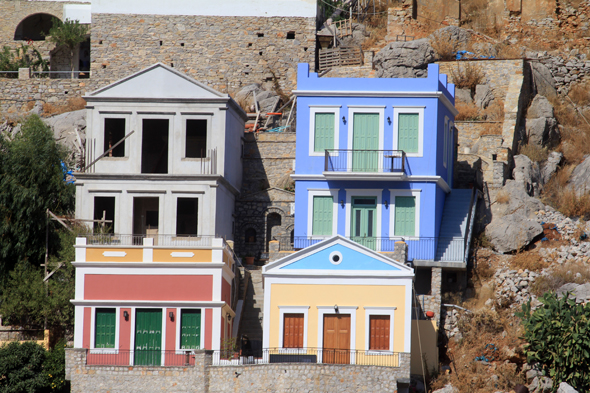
[66,348,411,393]
[90,13,316,94]
[0,1,64,42]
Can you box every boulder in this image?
[234,84,278,113]
[531,62,557,99]
[513,155,541,197]
[526,117,560,148]
[429,26,471,49]
[569,155,590,195]
[529,376,553,393]
[557,382,579,393]
[474,84,494,109]
[527,95,554,119]
[374,38,435,79]
[485,212,543,253]
[541,151,563,184]
[455,88,472,104]
[432,384,458,393]
[340,23,370,48]
[492,180,545,219]
[556,282,590,303]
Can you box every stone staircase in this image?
[237,266,264,346]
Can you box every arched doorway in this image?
[266,212,282,252]
[14,13,59,41]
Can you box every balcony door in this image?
[351,197,377,250]
[322,314,350,364]
[352,113,379,172]
[134,309,162,366]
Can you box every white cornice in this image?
[70,300,227,307]
[72,262,227,269]
[292,90,458,116]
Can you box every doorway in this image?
[351,197,377,250]
[322,314,351,364]
[133,197,159,239]
[134,309,162,366]
[352,113,379,172]
[141,119,169,174]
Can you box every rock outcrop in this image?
[485,212,543,253]
[374,38,435,78]
[526,95,560,148]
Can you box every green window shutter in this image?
[398,113,419,153]
[180,310,201,349]
[312,196,333,236]
[95,308,116,348]
[394,196,416,237]
[314,113,335,153]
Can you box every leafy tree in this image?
[0,44,48,78]
[517,292,590,391]
[0,342,48,393]
[0,115,75,287]
[43,340,69,393]
[45,18,88,79]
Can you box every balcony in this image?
[323,149,405,180]
[79,233,216,247]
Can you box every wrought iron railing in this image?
[80,233,215,247]
[86,349,197,366]
[324,149,405,174]
[211,348,402,367]
[276,236,467,262]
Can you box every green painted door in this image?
[95,308,116,348]
[352,113,379,172]
[394,196,416,237]
[398,113,419,153]
[135,309,162,366]
[180,310,201,349]
[312,196,333,236]
[314,113,335,153]
[351,197,377,250]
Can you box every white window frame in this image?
[364,307,396,354]
[138,114,174,174]
[175,307,205,353]
[90,192,119,234]
[317,306,358,363]
[346,106,385,152]
[344,189,383,242]
[307,189,339,238]
[181,114,213,160]
[100,113,131,159]
[389,189,421,240]
[309,106,341,157]
[278,306,309,352]
[90,306,120,354]
[443,116,449,168]
[393,107,425,157]
[173,194,202,237]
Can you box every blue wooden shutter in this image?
[312,196,333,236]
[398,113,419,153]
[394,196,416,237]
[314,113,335,153]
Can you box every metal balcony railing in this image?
[79,233,215,247]
[324,149,405,173]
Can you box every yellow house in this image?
[262,235,414,371]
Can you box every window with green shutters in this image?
[398,113,419,154]
[394,196,416,237]
[312,196,333,236]
[180,310,201,349]
[95,308,116,348]
[314,113,335,153]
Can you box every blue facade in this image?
[292,63,458,259]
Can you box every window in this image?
[141,119,169,174]
[186,119,207,158]
[393,108,424,157]
[104,118,125,157]
[245,228,257,243]
[176,198,198,236]
[369,315,390,350]
[309,107,340,156]
[312,196,333,236]
[283,313,304,348]
[93,196,115,233]
[389,189,420,238]
[95,308,116,348]
[180,310,201,349]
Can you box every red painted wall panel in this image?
[120,308,131,350]
[166,308,176,353]
[83,307,91,348]
[205,309,212,350]
[84,275,213,301]
[222,279,231,306]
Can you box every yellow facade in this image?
[268,283,407,352]
[152,249,212,262]
[86,248,144,262]
[85,247,213,262]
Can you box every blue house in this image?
[290,63,477,268]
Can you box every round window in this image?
[329,251,343,265]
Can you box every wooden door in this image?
[134,309,162,366]
[351,197,377,250]
[283,313,304,348]
[322,314,351,364]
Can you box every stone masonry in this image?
[90,14,316,94]
[66,348,411,393]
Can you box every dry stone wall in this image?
[0,0,64,42]
[90,14,316,94]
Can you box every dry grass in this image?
[450,63,486,92]
[430,30,461,61]
[494,42,524,59]
[483,100,504,121]
[568,80,590,108]
[495,190,509,204]
[42,97,86,117]
[360,2,388,50]
[455,102,483,121]
[518,142,549,162]
[478,122,502,136]
[542,165,590,218]
[530,262,590,296]
[510,251,548,272]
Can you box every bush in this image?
[0,342,48,393]
[44,340,69,393]
[517,292,590,391]
[518,142,549,163]
[455,102,482,121]
[530,262,590,296]
[450,63,485,92]
[430,30,460,61]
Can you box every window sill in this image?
[89,348,118,354]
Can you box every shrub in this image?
[517,292,590,391]
[530,262,590,296]
[484,99,505,121]
[455,102,482,121]
[450,63,485,92]
[495,190,509,204]
[44,340,69,393]
[518,142,549,163]
[568,81,590,108]
[479,122,502,136]
[430,30,460,61]
[541,165,590,218]
[0,342,48,393]
[510,251,547,272]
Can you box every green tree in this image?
[43,340,69,393]
[0,44,48,78]
[0,115,75,286]
[517,292,590,392]
[0,342,48,393]
[45,18,88,79]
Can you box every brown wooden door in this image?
[283,313,304,348]
[322,314,350,364]
[369,315,390,350]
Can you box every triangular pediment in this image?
[86,63,226,100]
[264,235,414,277]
